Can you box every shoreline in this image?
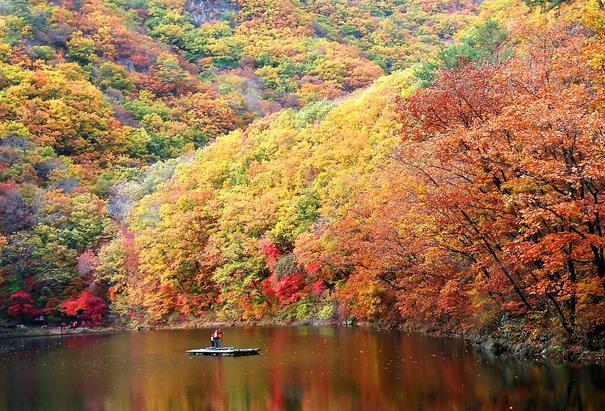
[2,321,604,364]
[0,326,125,340]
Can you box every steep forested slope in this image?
[0,0,482,324]
[2,0,605,357]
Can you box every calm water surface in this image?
[1,327,604,411]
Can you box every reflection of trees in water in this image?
[0,334,115,410]
[0,333,110,357]
[446,345,599,411]
[562,379,585,411]
[1,328,604,410]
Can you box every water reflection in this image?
[1,327,604,410]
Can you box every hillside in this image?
[2,0,605,357]
[0,0,482,322]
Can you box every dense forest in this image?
[1,0,604,355]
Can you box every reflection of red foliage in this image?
[62,291,107,325]
[7,291,35,320]
[63,334,102,350]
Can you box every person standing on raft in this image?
[211,328,224,348]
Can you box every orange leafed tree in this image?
[396,26,605,337]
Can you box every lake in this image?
[1,327,604,410]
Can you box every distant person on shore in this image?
[212,328,224,348]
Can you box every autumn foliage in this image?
[7,291,35,322]
[100,0,605,352]
[1,0,604,352]
[62,291,107,325]
[392,23,605,337]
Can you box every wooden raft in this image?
[186,347,261,357]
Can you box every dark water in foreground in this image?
[1,327,604,411]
